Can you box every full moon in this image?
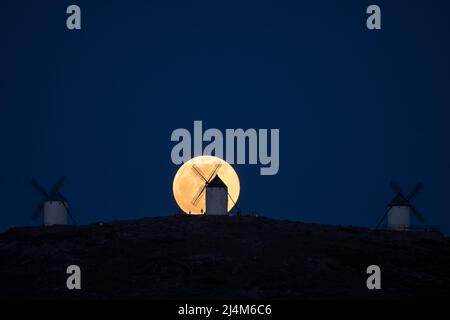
[172,156,240,215]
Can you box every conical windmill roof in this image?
[388,194,410,207]
[207,175,228,189]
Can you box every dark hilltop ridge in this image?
[1,215,450,299]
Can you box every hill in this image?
[1,215,449,299]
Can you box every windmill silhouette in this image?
[376,182,425,231]
[31,177,77,225]
[190,163,237,213]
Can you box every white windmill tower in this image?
[205,175,228,215]
[376,182,425,231]
[31,177,77,226]
[190,163,236,215]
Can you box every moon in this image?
[172,156,240,215]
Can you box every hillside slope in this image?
[1,215,449,299]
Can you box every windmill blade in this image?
[192,184,207,206]
[206,163,222,183]
[61,201,77,224]
[57,191,67,202]
[407,183,423,202]
[227,190,236,206]
[31,178,49,198]
[410,205,426,224]
[375,207,390,229]
[191,162,223,207]
[50,176,66,195]
[226,191,243,216]
[31,203,44,220]
[192,164,208,182]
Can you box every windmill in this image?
[191,163,237,215]
[375,182,425,231]
[31,177,77,226]
[205,175,228,215]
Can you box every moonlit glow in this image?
[172,156,240,214]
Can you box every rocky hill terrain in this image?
[1,215,449,299]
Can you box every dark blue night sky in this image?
[1,1,449,233]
